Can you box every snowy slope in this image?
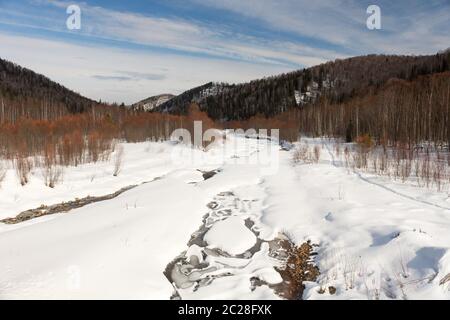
[132,94,175,111]
[0,173,208,299]
[0,135,449,299]
[261,138,450,300]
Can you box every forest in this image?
[1,51,450,189]
[290,71,450,147]
[156,51,450,123]
[0,58,100,119]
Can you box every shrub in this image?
[14,156,32,186]
[113,144,124,177]
[42,164,63,188]
[356,134,374,149]
[292,144,309,164]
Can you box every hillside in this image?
[0,58,101,122]
[155,52,450,121]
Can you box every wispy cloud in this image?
[1,0,448,65]
[92,75,134,82]
[92,71,166,82]
[189,0,450,55]
[0,0,344,67]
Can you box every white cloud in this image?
[191,0,450,55]
[76,0,347,65]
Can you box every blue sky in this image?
[0,0,449,103]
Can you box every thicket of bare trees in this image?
[224,84,450,145]
[0,102,219,186]
[292,138,450,192]
[341,140,450,192]
[292,143,321,164]
[293,72,450,148]
[224,109,300,142]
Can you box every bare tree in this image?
[14,157,32,186]
[313,145,321,163]
[42,165,63,188]
[113,144,124,177]
[0,161,6,187]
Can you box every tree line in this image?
[0,57,101,117]
[291,71,450,148]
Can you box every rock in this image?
[328,286,337,295]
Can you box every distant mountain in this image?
[131,94,175,111]
[155,82,230,113]
[154,51,450,121]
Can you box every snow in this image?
[204,216,257,255]
[261,138,450,300]
[0,174,209,299]
[178,243,283,300]
[1,135,450,300]
[0,142,188,220]
[141,95,173,111]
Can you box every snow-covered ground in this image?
[0,135,449,299]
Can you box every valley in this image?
[1,135,449,299]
